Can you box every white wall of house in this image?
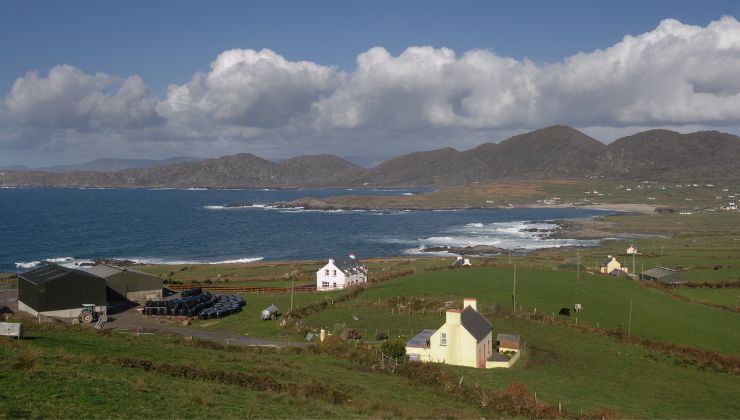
[316,259,367,290]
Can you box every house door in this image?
[478,349,485,368]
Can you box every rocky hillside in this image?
[601,129,740,179]
[1,126,739,188]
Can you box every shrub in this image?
[380,338,406,358]
[13,348,42,371]
[376,331,389,341]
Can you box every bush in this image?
[380,338,406,358]
[344,329,361,340]
[376,331,389,341]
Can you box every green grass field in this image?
[674,288,740,307]
[294,267,740,417]
[184,290,345,340]
[303,267,740,354]
[0,325,484,418]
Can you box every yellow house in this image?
[405,298,494,368]
[600,255,628,275]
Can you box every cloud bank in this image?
[3,16,740,163]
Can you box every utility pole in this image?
[290,274,295,313]
[627,300,633,339]
[632,251,636,277]
[512,264,517,310]
[576,249,580,283]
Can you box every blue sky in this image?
[1,0,740,166]
[3,0,737,94]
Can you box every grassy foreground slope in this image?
[0,325,483,419]
[297,269,740,417]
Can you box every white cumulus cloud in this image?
[4,65,161,130]
[157,48,341,129]
[3,16,740,161]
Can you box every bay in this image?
[0,187,609,272]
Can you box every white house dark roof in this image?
[460,306,492,343]
[333,257,366,275]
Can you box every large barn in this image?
[639,266,687,287]
[18,264,107,318]
[81,264,162,302]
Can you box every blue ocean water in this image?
[0,188,610,272]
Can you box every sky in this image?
[1,0,740,167]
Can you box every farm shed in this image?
[17,264,106,318]
[81,264,162,302]
[639,266,687,287]
[496,333,521,351]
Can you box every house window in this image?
[325,269,329,276]
[332,270,337,277]
[440,333,447,346]
[332,282,337,288]
[321,281,329,288]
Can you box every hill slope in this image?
[1,126,739,188]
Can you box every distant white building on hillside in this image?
[316,255,368,290]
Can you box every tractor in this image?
[78,304,99,324]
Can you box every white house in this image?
[600,255,628,275]
[316,255,368,291]
[405,298,498,368]
[626,245,638,255]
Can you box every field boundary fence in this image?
[167,284,317,294]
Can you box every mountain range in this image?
[1,126,738,188]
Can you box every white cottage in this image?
[316,255,368,291]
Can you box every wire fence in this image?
[167,284,317,294]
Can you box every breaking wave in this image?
[412,220,597,252]
[15,257,74,269]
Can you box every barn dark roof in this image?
[461,306,492,343]
[19,264,101,286]
[641,266,678,278]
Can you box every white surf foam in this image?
[15,256,74,269]
[410,220,598,252]
[124,256,264,265]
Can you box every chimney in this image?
[328,258,335,264]
[463,298,477,311]
[446,309,461,325]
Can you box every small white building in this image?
[600,255,628,275]
[626,245,638,255]
[451,256,471,267]
[316,255,368,291]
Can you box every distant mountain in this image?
[277,155,365,187]
[600,130,740,179]
[359,125,606,185]
[1,126,738,188]
[0,165,28,171]
[37,156,202,172]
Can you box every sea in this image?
[0,187,611,272]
